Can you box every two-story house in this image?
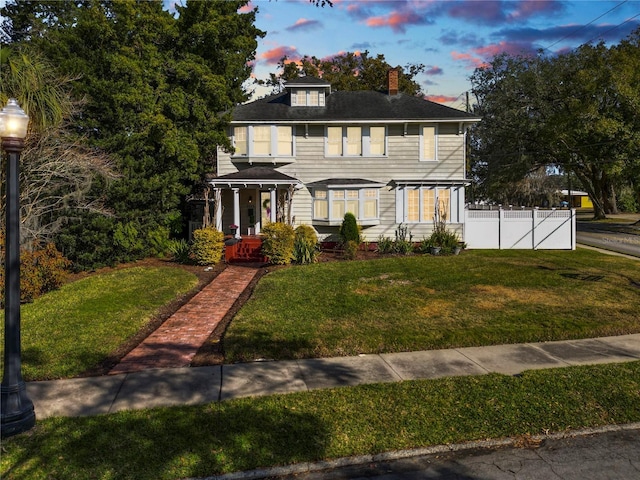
[210,70,480,250]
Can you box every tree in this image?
[2,0,265,267]
[0,46,116,246]
[264,51,425,96]
[470,29,640,218]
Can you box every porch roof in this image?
[306,178,387,189]
[208,166,301,188]
[391,178,471,187]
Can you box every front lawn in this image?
[225,249,640,362]
[2,361,639,480]
[0,266,198,380]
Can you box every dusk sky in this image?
[244,0,640,109]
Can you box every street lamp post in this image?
[0,98,35,438]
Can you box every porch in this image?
[208,166,302,239]
[224,235,267,264]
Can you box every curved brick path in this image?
[109,265,259,375]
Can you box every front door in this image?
[260,191,271,230]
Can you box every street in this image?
[577,217,640,258]
[270,426,640,480]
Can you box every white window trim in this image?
[419,124,438,162]
[324,126,387,157]
[231,125,296,158]
[312,187,380,226]
[291,89,325,107]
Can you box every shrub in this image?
[339,212,361,245]
[113,221,145,261]
[342,240,359,260]
[261,222,295,265]
[394,223,414,255]
[147,226,173,258]
[420,227,460,255]
[190,227,224,265]
[293,225,320,264]
[0,233,71,304]
[375,235,395,254]
[168,239,193,264]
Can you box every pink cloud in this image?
[365,10,426,33]
[286,17,322,31]
[452,40,536,69]
[426,65,443,76]
[451,51,487,69]
[425,94,460,104]
[474,41,535,57]
[238,2,254,14]
[260,46,300,64]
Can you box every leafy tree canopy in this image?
[264,51,425,96]
[470,28,640,218]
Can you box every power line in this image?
[543,0,628,51]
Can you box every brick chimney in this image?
[387,68,399,96]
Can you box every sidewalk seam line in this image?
[107,373,128,414]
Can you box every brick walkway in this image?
[109,265,259,375]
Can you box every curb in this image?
[188,422,640,480]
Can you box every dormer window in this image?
[291,89,325,107]
[285,77,331,107]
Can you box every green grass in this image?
[225,249,640,362]
[2,361,639,480]
[0,266,198,380]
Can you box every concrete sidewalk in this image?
[28,333,640,419]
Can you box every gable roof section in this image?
[231,91,480,123]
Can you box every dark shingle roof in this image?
[232,91,479,123]
[211,166,300,184]
[284,77,331,87]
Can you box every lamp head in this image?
[0,99,30,140]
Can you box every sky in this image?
[2,0,639,111]
[241,0,640,109]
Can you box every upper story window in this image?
[325,126,387,157]
[291,89,325,106]
[232,125,294,158]
[420,125,438,161]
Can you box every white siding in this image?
[216,122,468,241]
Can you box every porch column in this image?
[232,187,241,238]
[214,188,222,231]
[269,188,277,223]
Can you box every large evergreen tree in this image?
[1,0,264,267]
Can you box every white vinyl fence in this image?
[464,208,576,250]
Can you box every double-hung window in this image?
[369,126,386,155]
[420,125,438,161]
[291,89,325,106]
[253,126,271,155]
[233,126,248,156]
[326,126,386,157]
[232,125,294,157]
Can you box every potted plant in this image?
[229,224,238,235]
